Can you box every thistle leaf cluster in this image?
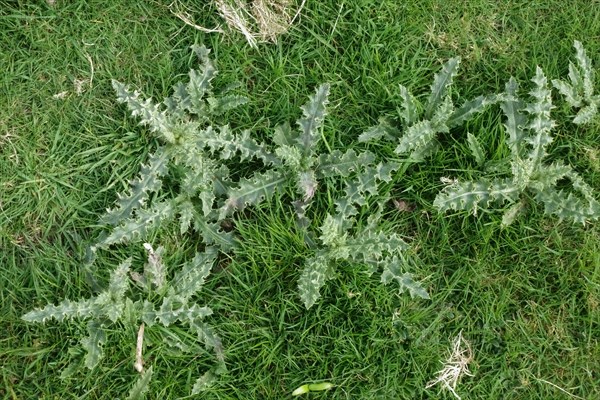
[434,67,600,225]
[23,244,222,396]
[299,208,429,309]
[359,57,496,161]
[552,41,599,125]
[89,45,246,261]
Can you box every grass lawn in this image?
[1,0,599,398]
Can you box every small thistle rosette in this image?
[435,66,600,225]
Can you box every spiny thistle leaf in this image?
[208,94,248,115]
[574,40,595,100]
[395,120,437,156]
[297,84,330,157]
[500,78,528,158]
[126,366,153,400]
[101,149,169,226]
[202,126,279,165]
[193,323,225,364]
[192,371,218,394]
[573,102,598,125]
[298,255,332,309]
[297,169,318,201]
[399,85,419,125]
[333,161,399,219]
[318,149,376,178]
[112,80,175,143]
[568,61,584,95]
[273,121,298,147]
[142,243,166,291]
[81,321,106,370]
[22,259,132,324]
[154,297,213,327]
[426,57,460,119]
[430,95,454,132]
[358,117,400,143]
[501,201,525,227]
[525,67,555,139]
[22,298,97,324]
[530,162,572,189]
[552,41,599,125]
[171,248,217,301]
[177,198,195,235]
[466,132,485,166]
[344,231,409,264]
[319,214,347,249]
[447,94,498,128]
[552,73,583,108]
[186,46,217,115]
[534,188,600,224]
[191,215,235,250]
[434,179,519,213]
[101,200,176,247]
[221,170,287,216]
[381,259,429,300]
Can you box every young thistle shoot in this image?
[220,84,378,220]
[220,84,330,217]
[359,57,496,161]
[298,205,429,309]
[434,67,600,225]
[552,40,599,125]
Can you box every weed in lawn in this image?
[3,1,600,399]
[23,243,223,396]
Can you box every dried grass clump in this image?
[425,331,473,400]
[172,0,306,48]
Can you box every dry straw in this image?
[425,331,473,400]
[171,0,306,48]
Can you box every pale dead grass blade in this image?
[169,1,225,34]
[215,0,258,47]
[171,0,306,47]
[425,331,473,400]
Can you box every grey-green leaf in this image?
[127,366,153,400]
[426,57,460,119]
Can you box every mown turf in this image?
[1,0,599,398]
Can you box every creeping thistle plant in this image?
[212,84,427,308]
[359,57,496,161]
[434,61,600,225]
[88,44,248,260]
[23,244,223,397]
